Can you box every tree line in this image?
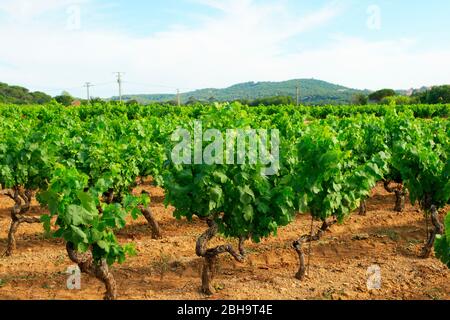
[0,82,52,105]
[2,81,450,107]
[353,85,450,106]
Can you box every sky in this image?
[0,0,450,98]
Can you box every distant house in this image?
[71,100,81,107]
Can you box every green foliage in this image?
[391,113,450,210]
[249,96,295,106]
[38,165,138,265]
[435,213,450,268]
[293,124,389,223]
[54,95,75,106]
[125,99,139,106]
[0,119,55,189]
[417,85,450,104]
[352,93,368,105]
[369,89,397,102]
[163,105,296,242]
[380,95,418,106]
[0,103,170,267]
[0,82,52,105]
[0,101,448,269]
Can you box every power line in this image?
[26,81,115,95]
[29,85,85,93]
[124,81,175,90]
[123,81,196,92]
[20,78,202,99]
[92,81,115,87]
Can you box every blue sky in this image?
[0,0,449,98]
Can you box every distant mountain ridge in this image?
[115,79,370,105]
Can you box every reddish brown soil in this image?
[0,183,448,300]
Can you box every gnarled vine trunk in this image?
[140,191,162,239]
[196,219,244,295]
[2,187,40,257]
[66,242,117,300]
[238,236,248,257]
[293,217,337,281]
[293,235,308,280]
[383,180,406,213]
[139,205,162,239]
[421,206,444,258]
[394,189,406,212]
[359,199,367,216]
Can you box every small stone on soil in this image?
[352,233,370,241]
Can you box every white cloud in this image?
[0,0,448,98]
[279,36,450,90]
[0,0,88,22]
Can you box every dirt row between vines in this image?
[0,182,448,300]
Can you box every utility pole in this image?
[296,84,300,107]
[114,72,125,103]
[177,89,181,107]
[84,82,92,101]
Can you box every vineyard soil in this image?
[0,181,448,300]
